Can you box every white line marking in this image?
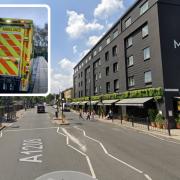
[0,130,2,138]
[6,127,57,132]
[74,126,152,180]
[57,127,97,179]
[61,128,87,152]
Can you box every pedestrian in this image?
[91,110,95,121]
[86,111,91,120]
[109,109,113,122]
[79,110,84,120]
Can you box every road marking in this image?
[6,127,57,132]
[61,128,87,152]
[19,139,43,163]
[0,130,2,138]
[57,127,97,179]
[74,126,152,180]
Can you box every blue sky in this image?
[0,0,135,93]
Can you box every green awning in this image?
[87,101,99,105]
[97,99,119,106]
[79,101,88,105]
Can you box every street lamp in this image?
[89,78,92,116]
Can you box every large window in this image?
[112,45,117,56]
[125,17,132,28]
[106,82,110,93]
[105,51,109,61]
[143,47,150,60]
[144,71,152,84]
[128,76,135,87]
[114,79,119,92]
[142,24,149,38]
[99,46,102,52]
[127,56,134,67]
[106,67,109,76]
[106,37,111,45]
[127,36,133,48]
[140,1,149,15]
[93,50,97,57]
[113,63,118,73]
[113,30,119,39]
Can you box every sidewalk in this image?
[72,110,180,141]
[0,109,25,130]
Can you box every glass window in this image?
[86,59,88,64]
[140,1,149,15]
[127,56,134,67]
[144,47,150,60]
[99,46,102,52]
[95,74,98,81]
[112,45,117,56]
[89,55,92,60]
[95,87,98,94]
[144,71,152,83]
[99,85,102,93]
[106,67,109,76]
[99,72,101,79]
[99,59,101,65]
[128,76,135,87]
[106,37,111,45]
[127,36,133,48]
[113,30,119,39]
[142,24,149,38]
[93,50,97,57]
[106,82,110,93]
[125,17,132,28]
[105,51,109,61]
[113,63,118,73]
[114,79,119,92]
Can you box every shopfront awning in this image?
[97,99,119,106]
[73,102,80,105]
[79,101,88,105]
[115,97,153,107]
[87,101,99,105]
[174,97,180,100]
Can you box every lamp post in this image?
[89,78,92,116]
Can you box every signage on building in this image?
[174,40,180,49]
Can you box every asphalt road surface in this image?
[31,57,48,93]
[0,106,180,180]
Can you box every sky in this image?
[0,0,135,93]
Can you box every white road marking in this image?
[0,130,2,138]
[19,154,42,163]
[57,127,97,179]
[74,126,152,180]
[61,128,87,152]
[6,127,57,132]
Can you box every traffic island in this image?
[53,116,70,125]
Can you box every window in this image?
[127,56,134,67]
[128,76,135,87]
[81,72,83,77]
[106,67,109,76]
[114,79,119,92]
[93,50,97,57]
[112,45,117,56]
[140,1,149,15]
[105,51,109,61]
[99,46,102,52]
[113,63,118,73]
[127,36,133,47]
[142,24,149,38]
[144,71,152,83]
[86,59,88,64]
[81,81,83,86]
[113,30,119,39]
[89,55,92,60]
[99,59,101,65]
[125,17,132,28]
[95,74,98,81]
[99,72,102,79]
[106,37,111,45]
[78,74,80,78]
[106,82,110,93]
[143,47,150,60]
[95,87,98,94]
[99,85,102,93]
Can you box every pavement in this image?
[31,57,48,94]
[0,106,180,180]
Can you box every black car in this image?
[37,104,45,113]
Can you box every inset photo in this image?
[0,5,50,95]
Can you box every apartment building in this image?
[73,0,180,127]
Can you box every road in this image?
[31,57,48,94]
[0,106,180,180]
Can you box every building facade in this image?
[63,87,73,101]
[73,0,180,127]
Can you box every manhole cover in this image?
[35,171,97,180]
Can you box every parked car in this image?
[37,104,45,113]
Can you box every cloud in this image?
[51,58,76,93]
[73,45,77,54]
[94,0,124,19]
[86,35,102,47]
[79,49,90,60]
[66,10,104,39]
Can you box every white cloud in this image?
[94,0,124,19]
[73,45,77,54]
[66,10,104,39]
[79,49,90,59]
[51,58,76,93]
[86,35,102,47]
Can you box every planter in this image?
[156,123,163,129]
[177,123,180,129]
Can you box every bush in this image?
[175,114,180,124]
[148,109,158,122]
[155,113,165,124]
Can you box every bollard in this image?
[55,111,58,118]
[147,117,150,131]
[131,116,134,127]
